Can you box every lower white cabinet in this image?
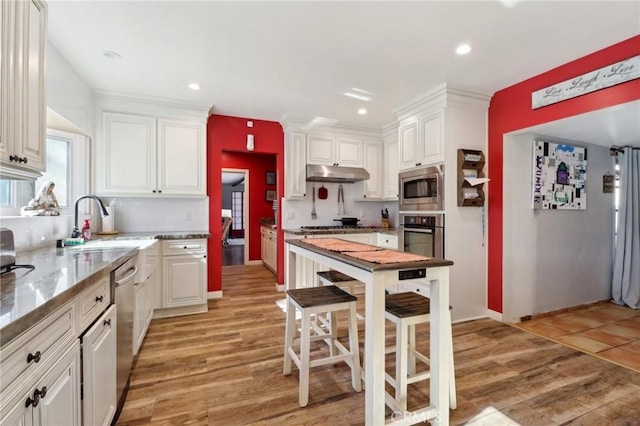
[261,226,277,274]
[376,233,398,250]
[134,262,155,355]
[0,341,81,426]
[161,239,207,309]
[82,305,117,426]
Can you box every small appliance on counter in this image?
[0,228,35,274]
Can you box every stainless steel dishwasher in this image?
[112,253,139,417]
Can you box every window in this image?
[231,191,244,231]
[0,129,88,216]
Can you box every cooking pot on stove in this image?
[333,217,360,226]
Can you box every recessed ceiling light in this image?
[456,44,471,55]
[358,108,367,115]
[103,50,121,59]
[188,83,201,90]
[344,92,371,102]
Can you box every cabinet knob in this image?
[26,351,41,364]
[183,246,187,249]
[203,255,207,258]
[96,295,104,303]
[103,318,112,327]
[152,190,156,193]
[34,387,47,400]
[158,190,162,193]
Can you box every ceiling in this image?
[47,1,639,140]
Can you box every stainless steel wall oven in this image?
[399,214,444,258]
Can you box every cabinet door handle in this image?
[25,395,38,408]
[103,318,112,327]
[21,157,28,164]
[34,386,47,400]
[96,295,104,302]
[27,351,41,364]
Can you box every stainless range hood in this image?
[306,164,370,183]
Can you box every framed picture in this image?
[265,189,277,202]
[265,171,276,185]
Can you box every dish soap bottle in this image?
[82,219,91,241]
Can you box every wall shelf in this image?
[457,149,486,207]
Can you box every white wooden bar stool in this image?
[283,285,362,407]
[384,291,456,412]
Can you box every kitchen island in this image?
[285,238,453,425]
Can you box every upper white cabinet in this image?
[398,110,444,171]
[0,0,47,179]
[285,132,306,199]
[307,135,362,167]
[358,140,383,199]
[383,138,398,199]
[98,112,206,197]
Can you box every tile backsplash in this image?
[3,197,209,253]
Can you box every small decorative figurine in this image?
[21,181,61,216]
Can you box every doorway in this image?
[222,169,249,266]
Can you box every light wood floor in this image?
[117,265,640,425]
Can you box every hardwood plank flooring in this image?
[117,265,640,425]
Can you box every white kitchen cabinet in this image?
[383,139,398,199]
[0,0,47,179]
[398,110,444,171]
[157,119,206,195]
[260,226,277,274]
[161,239,207,309]
[82,305,117,426]
[134,242,159,354]
[307,135,362,167]
[376,232,398,250]
[98,112,206,197]
[0,341,81,426]
[359,140,383,199]
[285,132,306,199]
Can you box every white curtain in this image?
[612,147,640,309]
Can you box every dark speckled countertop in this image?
[283,227,398,236]
[0,231,210,347]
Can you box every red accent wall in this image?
[207,115,285,293]
[221,151,277,260]
[488,35,640,313]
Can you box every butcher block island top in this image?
[286,237,453,271]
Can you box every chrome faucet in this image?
[71,195,109,238]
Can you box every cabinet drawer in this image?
[78,277,111,331]
[0,299,78,398]
[162,239,206,255]
[377,233,398,250]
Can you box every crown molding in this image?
[93,90,210,115]
[280,114,383,139]
[393,83,492,120]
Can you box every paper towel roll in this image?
[102,206,115,233]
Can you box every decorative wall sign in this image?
[532,141,587,210]
[532,55,640,109]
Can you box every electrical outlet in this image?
[185,211,192,221]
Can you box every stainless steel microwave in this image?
[398,164,444,211]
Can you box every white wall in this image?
[443,101,489,322]
[502,133,614,322]
[46,41,95,136]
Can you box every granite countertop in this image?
[97,231,211,240]
[283,227,399,236]
[0,231,210,347]
[286,238,453,271]
[0,246,136,347]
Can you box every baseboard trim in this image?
[275,284,285,292]
[486,309,503,322]
[207,291,223,299]
[153,303,208,319]
[247,260,263,266]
